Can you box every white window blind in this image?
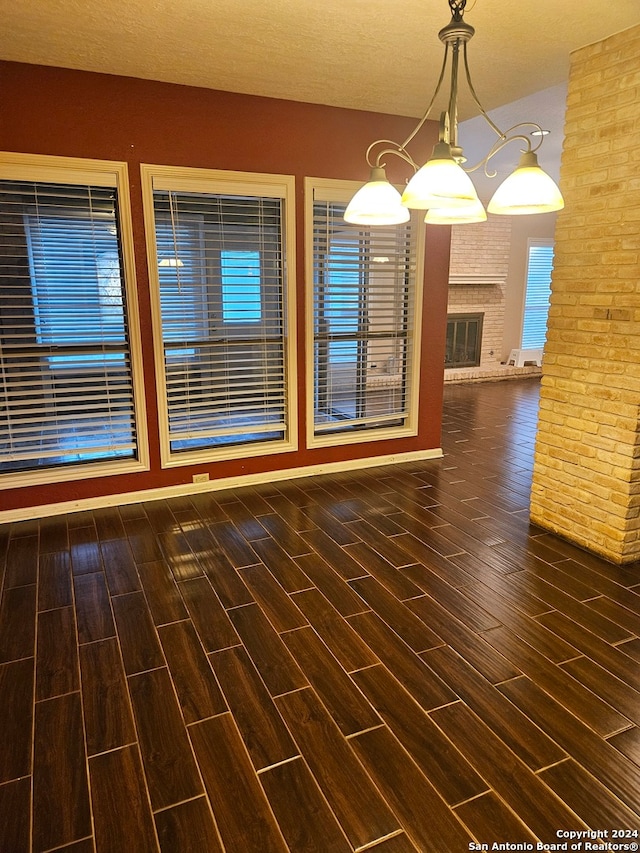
[147,180,293,461]
[312,199,418,438]
[522,240,554,349]
[0,178,140,475]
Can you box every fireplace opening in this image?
[445,313,483,368]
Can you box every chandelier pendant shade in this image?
[487,150,565,215]
[343,166,410,225]
[425,198,487,225]
[344,0,564,226]
[401,140,480,210]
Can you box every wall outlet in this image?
[192,472,210,484]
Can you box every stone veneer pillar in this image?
[530,23,640,564]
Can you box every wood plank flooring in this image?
[1,377,640,852]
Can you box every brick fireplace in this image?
[445,217,511,379]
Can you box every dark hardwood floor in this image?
[2,377,640,852]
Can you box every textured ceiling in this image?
[1,0,637,194]
[0,0,637,119]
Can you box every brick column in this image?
[530,24,640,564]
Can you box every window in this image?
[306,179,424,448]
[0,153,147,484]
[522,240,554,349]
[141,165,297,466]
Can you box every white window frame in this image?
[140,164,298,468]
[305,177,425,450]
[0,151,149,489]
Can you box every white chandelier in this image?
[344,0,564,226]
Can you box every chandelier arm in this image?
[366,139,402,167]
[462,130,537,176]
[366,140,420,170]
[366,139,420,172]
[398,43,451,152]
[461,42,507,139]
[503,122,546,153]
[365,43,452,171]
[462,41,547,156]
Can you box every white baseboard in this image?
[0,448,443,524]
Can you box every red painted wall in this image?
[0,61,450,513]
